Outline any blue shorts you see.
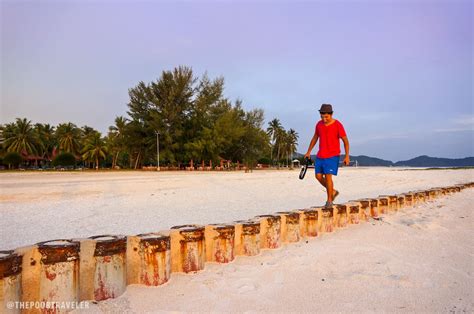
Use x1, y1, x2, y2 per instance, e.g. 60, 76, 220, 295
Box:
315, 155, 340, 175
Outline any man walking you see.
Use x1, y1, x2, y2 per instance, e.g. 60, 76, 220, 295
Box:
304, 104, 350, 207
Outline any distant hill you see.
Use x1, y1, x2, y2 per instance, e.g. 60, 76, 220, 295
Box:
394, 155, 474, 167
344, 155, 394, 167
294, 153, 474, 167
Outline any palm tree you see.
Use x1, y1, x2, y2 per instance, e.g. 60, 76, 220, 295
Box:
285, 128, 299, 168
266, 118, 282, 166
35, 123, 56, 162
56, 123, 81, 155
108, 116, 128, 168
4, 118, 39, 156
82, 132, 107, 170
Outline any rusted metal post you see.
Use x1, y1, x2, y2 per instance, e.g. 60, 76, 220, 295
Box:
347, 203, 361, 224
169, 225, 206, 273
205, 224, 235, 263
0, 250, 22, 313
88, 235, 127, 301
127, 233, 171, 286
255, 215, 281, 249
318, 206, 335, 233
334, 204, 348, 228
35, 240, 80, 311
234, 220, 260, 256
277, 212, 301, 243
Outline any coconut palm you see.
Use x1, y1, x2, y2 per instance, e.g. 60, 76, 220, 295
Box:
82, 132, 107, 170
35, 123, 56, 161
56, 123, 81, 155
3, 118, 39, 155
108, 116, 129, 168
285, 128, 299, 167
266, 118, 283, 165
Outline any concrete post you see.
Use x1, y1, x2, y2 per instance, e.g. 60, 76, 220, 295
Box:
233, 220, 260, 256
169, 225, 206, 273
334, 204, 348, 228
347, 203, 361, 224
402, 193, 414, 207
87, 235, 127, 301
255, 215, 281, 249
377, 196, 389, 214
277, 212, 301, 243
0, 250, 22, 314
204, 224, 235, 263
36, 240, 80, 312
127, 233, 171, 286
318, 206, 335, 233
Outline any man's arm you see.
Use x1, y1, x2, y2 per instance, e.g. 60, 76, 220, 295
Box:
341, 136, 350, 165
304, 132, 319, 159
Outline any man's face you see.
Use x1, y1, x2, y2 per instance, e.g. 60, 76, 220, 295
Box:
320, 112, 333, 123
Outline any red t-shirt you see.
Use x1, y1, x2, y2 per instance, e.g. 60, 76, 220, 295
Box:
315, 119, 347, 158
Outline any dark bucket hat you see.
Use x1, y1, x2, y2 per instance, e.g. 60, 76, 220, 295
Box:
319, 104, 333, 113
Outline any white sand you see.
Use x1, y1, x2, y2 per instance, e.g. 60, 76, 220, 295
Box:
80, 187, 474, 313
1, 168, 473, 312
0, 168, 471, 250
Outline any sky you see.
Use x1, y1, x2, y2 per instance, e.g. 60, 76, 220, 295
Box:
1, 0, 473, 161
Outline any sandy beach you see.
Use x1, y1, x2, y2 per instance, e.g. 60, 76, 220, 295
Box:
1, 168, 473, 312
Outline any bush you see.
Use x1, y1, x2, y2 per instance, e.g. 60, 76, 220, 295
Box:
257, 157, 271, 164
52, 152, 76, 167
3, 152, 23, 169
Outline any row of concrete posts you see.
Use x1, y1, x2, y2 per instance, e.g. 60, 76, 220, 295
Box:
1, 182, 472, 313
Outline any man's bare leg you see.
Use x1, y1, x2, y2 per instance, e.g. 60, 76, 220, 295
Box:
326, 174, 334, 202
315, 173, 326, 188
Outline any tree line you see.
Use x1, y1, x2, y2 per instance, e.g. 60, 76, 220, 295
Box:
0, 66, 299, 170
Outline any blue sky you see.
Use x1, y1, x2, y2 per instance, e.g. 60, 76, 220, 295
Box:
1, 0, 472, 161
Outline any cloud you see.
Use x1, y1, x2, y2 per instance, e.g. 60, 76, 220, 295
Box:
350, 132, 412, 145
434, 114, 474, 133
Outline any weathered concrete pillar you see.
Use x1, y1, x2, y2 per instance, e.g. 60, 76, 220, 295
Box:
86, 235, 127, 301
347, 203, 361, 224
318, 206, 335, 233
377, 196, 389, 215
255, 215, 281, 249
35, 240, 80, 312
368, 198, 379, 217
423, 190, 431, 201
334, 204, 348, 228
397, 194, 405, 210
291, 209, 307, 238
351, 199, 370, 221
234, 220, 260, 256
428, 189, 439, 199
277, 212, 301, 243
380, 195, 398, 211
402, 193, 414, 207
169, 225, 206, 273
126, 233, 171, 286
302, 208, 319, 237
414, 191, 426, 203
205, 224, 235, 263
0, 250, 22, 314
